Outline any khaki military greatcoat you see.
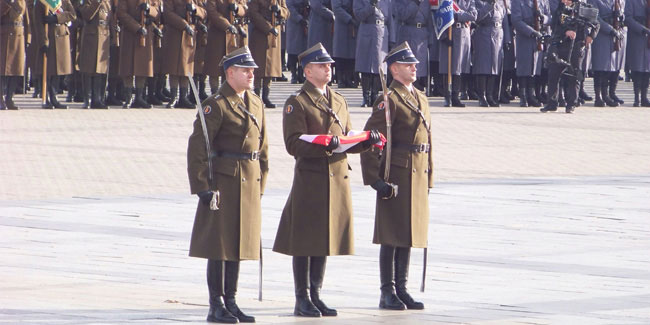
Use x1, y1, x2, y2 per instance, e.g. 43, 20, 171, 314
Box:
204, 0, 248, 78
117, 0, 160, 77
161, 0, 205, 76
187, 82, 269, 261
1, 0, 30, 76
78, 0, 112, 74
360, 81, 433, 248
273, 81, 366, 257
248, 0, 288, 78
31, 0, 76, 76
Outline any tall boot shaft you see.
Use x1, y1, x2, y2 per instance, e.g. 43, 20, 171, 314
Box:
91, 76, 108, 109
123, 87, 134, 109
477, 75, 488, 107
608, 71, 624, 104
132, 88, 152, 108
175, 87, 195, 108
293, 256, 321, 317
379, 245, 405, 310
207, 259, 225, 305
526, 77, 541, 107
48, 77, 67, 109
600, 73, 619, 107
262, 86, 276, 108
641, 73, 650, 107
632, 72, 641, 107
4, 76, 19, 110
309, 256, 336, 316
486, 75, 500, 107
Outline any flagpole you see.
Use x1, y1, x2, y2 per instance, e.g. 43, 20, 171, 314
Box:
446, 26, 451, 106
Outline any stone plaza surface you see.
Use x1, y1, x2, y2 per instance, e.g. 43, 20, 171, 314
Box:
1, 79, 650, 324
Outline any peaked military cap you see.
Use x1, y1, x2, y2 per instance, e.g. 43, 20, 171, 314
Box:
220, 46, 259, 71
384, 42, 419, 66
298, 43, 335, 67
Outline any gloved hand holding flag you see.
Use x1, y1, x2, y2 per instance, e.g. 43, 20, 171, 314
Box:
299, 130, 386, 153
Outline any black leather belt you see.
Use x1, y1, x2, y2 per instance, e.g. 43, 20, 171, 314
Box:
393, 143, 430, 153
217, 150, 260, 161
454, 22, 468, 28
402, 22, 425, 28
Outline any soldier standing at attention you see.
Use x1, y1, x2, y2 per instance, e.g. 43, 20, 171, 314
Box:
588, 0, 625, 106
353, 0, 392, 107
187, 46, 268, 324
286, 0, 309, 84
307, 0, 334, 52
273, 43, 379, 318
32, 0, 76, 109
78, 0, 113, 109
473, 0, 506, 107
204, 0, 249, 94
161, 0, 205, 108
332, 0, 358, 88
360, 42, 432, 311
249, 0, 289, 108
511, 0, 551, 107
625, 0, 650, 106
392, 0, 433, 92
117, 0, 161, 108
0, 0, 30, 110
438, 0, 477, 107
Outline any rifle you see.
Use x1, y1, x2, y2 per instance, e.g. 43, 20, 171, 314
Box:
377, 67, 398, 198
226, 0, 238, 53
301, 1, 309, 36
139, 0, 146, 46
186, 0, 194, 47
112, 0, 120, 46
612, 0, 622, 51
532, 0, 542, 51
270, 0, 278, 47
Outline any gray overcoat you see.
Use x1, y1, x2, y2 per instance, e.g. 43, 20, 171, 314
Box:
393, 0, 433, 77
308, 0, 334, 52
472, 0, 505, 75
332, 0, 357, 58
624, 0, 650, 72
588, 0, 626, 71
439, 0, 477, 75
286, 0, 309, 55
511, 0, 551, 76
502, 0, 516, 70
353, 0, 392, 73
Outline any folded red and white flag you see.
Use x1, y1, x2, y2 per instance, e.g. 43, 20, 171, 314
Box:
299, 130, 386, 153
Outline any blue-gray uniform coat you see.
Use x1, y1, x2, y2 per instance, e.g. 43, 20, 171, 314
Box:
287, 0, 310, 55
588, 0, 626, 71
393, 0, 434, 77
502, 0, 516, 71
439, 0, 477, 74
429, 31, 440, 62
308, 0, 335, 52
625, 0, 650, 72
473, 0, 506, 75
332, 0, 357, 58
511, 0, 551, 76
353, 0, 392, 73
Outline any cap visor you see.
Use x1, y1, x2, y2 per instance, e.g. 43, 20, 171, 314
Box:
233, 61, 259, 69
396, 57, 419, 64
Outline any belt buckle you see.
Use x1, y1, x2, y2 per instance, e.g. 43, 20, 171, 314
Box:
415, 144, 427, 153
250, 151, 260, 161
416, 23, 423, 28
376, 19, 383, 25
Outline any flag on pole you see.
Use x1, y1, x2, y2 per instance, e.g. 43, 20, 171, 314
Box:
39, 0, 63, 13
430, 0, 459, 40
299, 130, 386, 153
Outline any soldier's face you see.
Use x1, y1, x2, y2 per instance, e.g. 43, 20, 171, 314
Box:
391, 63, 417, 85
227, 67, 255, 92
305, 63, 332, 86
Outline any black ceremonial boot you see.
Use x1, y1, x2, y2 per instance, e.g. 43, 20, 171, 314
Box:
207, 260, 238, 324
379, 245, 406, 310
293, 257, 321, 317
309, 257, 337, 316
224, 261, 255, 322
395, 247, 424, 310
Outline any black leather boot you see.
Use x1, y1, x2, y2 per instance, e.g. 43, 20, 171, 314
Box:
600, 74, 619, 107
477, 75, 488, 107
309, 256, 336, 316
395, 247, 424, 310
594, 74, 604, 107
579, 82, 592, 101
293, 257, 321, 317
4, 76, 19, 110
106, 79, 123, 106
155, 75, 171, 102
122, 88, 134, 109
47, 77, 68, 109
451, 91, 465, 107
379, 245, 406, 310
207, 260, 238, 324
82, 75, 92, 109
174, 87, 194, 108
486, 76, 500, 107
518, 77, 528, 107
262, 86, 276, 108
540, 100, 558, 113
198, 75, 209, 100
558, 86, 566, 107
361, 74, 371, 107
608, 72, 624, 104
632, 73, 641, 107
131, 88, 152, 108
147, 77, 163, 105
642, 74, 650, 107
526, 78, 541, 107
223, 261, 255, 323
91, 76, 108, 109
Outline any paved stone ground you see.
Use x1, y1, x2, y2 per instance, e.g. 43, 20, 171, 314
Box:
1, 78, 650, 324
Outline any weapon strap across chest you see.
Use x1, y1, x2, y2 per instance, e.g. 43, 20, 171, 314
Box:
236, 102, 261, 132
403, 95, 431, 136
316, 96, 345, 133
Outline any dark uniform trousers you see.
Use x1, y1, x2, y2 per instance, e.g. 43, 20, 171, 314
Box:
547, 39, 585, 107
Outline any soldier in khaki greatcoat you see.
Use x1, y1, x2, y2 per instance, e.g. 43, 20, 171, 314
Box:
31, 0, 77, 109
117, 0, 161, 108
78, 0, 113, 108
273, 43, 379, 318
161, 0, 206, 108
1, 0, 30, 110
187, 47, 268, 323
248, 0, 289, 108
360, 42, 432, 311
204, 0, 249, 93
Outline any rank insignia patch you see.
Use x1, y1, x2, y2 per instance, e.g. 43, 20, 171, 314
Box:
203, 105, 212, 115
286, 104, 293, 114
378, 101, 385, 110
